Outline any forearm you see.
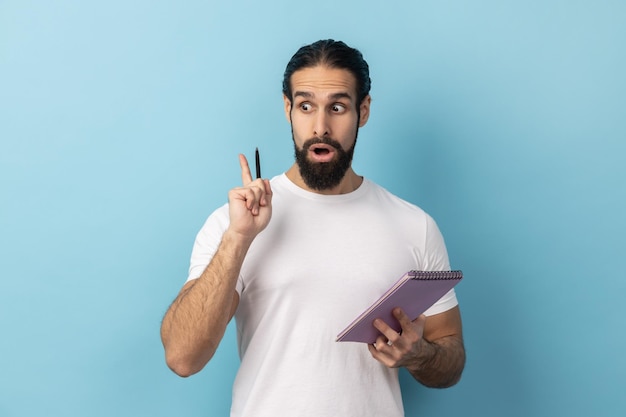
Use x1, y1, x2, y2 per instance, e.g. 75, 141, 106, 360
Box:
161, 230, 251, 377
406, 335, 465, 388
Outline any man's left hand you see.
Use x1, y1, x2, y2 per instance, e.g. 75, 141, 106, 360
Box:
367, 308, 436, 369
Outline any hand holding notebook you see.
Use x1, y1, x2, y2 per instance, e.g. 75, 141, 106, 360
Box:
336, 270, 463, 343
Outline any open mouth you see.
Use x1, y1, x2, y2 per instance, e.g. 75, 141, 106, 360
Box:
308, 144, 336, 162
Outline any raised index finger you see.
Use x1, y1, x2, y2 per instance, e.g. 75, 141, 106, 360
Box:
239, 154, 254, 185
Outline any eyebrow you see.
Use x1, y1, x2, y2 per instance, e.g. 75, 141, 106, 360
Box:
293, 91, 354, 101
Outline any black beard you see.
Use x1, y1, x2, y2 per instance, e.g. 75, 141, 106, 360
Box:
293, 135, 357, 191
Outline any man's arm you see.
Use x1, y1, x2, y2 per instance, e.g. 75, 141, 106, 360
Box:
160, 232, 248, 377
368, 306, 465, 388
160, 155, 272, 377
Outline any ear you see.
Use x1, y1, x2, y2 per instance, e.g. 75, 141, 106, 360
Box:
283, 94, 292, 123
358, 95, 371, 127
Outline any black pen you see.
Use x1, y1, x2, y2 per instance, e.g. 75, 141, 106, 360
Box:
255, 147, 261, 179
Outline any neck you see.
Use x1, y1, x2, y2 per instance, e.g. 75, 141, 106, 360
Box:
285, 164, 363, 195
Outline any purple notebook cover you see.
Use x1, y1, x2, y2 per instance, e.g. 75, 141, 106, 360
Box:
336, 270, 463, 343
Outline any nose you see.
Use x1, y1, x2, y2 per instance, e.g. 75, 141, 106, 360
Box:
313, 111, 330, 138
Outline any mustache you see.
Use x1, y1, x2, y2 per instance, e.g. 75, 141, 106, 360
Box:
302, 137, 342, 151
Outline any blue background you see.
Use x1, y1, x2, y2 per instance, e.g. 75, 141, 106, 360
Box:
1, 1, 625, 416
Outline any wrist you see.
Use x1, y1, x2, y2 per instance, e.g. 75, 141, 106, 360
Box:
222, 229, 255, 254
406, 338, 439, 375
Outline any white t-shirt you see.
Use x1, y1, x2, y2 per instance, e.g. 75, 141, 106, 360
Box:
188, 174, 458, 417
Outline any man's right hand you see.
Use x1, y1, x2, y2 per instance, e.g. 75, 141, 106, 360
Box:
161, 152, 270, 377
226, 154, 273, 241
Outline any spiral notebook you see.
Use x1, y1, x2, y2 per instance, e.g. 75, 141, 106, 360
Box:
336, 270, 463, 343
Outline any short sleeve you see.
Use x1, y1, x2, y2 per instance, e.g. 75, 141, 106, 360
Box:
422, 214, 459, 315
187, 204, 230, 282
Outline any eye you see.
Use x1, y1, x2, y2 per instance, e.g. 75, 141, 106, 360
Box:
300, 103, 312, 112
331, 104, 346, 113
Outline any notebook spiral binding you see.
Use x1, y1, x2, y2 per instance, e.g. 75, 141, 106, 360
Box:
408, 270, 463, 280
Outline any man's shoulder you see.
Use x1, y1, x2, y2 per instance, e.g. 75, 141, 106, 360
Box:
363, 178, 426, 214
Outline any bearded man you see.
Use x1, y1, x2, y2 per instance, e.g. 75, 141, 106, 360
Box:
160, 39, 465, 417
